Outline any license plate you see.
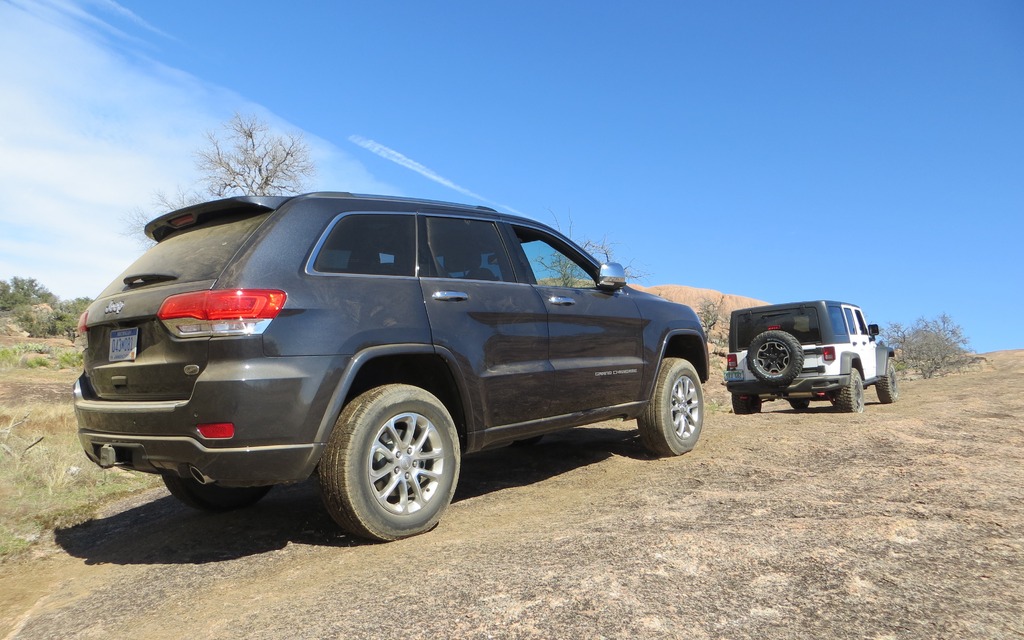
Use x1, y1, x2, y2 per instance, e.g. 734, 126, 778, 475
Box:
109, 328, 138, 362
724, 370, 745, 382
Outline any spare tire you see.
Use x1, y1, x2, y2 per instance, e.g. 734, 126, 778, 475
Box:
747, 330, 804, 387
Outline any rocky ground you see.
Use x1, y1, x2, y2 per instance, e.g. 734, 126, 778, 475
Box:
1, 351, 1022, 639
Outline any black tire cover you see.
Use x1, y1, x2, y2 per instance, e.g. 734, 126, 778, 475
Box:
747, 330, 804, 387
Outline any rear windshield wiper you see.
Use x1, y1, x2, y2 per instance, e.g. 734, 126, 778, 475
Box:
123, 273, 179, 287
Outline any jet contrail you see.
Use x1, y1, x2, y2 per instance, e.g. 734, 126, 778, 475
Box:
349, 135, 523, 215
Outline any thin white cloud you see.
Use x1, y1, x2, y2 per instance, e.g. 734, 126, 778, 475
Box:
349, 135, 524, 215
0, 1, 393, 300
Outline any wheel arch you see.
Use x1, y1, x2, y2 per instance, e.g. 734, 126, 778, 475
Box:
660, 331, 709, 382
313, 345, 471, 450
840, 351, 864, 378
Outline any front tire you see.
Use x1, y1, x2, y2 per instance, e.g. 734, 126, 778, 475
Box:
638, 358, 704, 456
835, 368, 865, 413
876, 361, 899, 404
318, 384, 461, 542
162, 475, 271, 512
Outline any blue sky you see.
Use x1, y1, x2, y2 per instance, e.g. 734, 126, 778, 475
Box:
1, 0, 1022, 353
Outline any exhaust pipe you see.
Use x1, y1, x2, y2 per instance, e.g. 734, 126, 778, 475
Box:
189, 465, 215, 485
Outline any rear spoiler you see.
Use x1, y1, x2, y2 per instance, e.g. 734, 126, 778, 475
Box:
145, 196, 291, 242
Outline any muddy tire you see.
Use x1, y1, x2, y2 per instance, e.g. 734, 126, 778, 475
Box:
638, 358, 704, 456
162, 475, 271, 512
318, 384, 460, 542
747, 330, 804, 387
835, 368, 865, 413
876, 361, 899, 404
788, 399, 811, 411
732, 394, 763, 415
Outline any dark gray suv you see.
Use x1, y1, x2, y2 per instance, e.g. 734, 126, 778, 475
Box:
76, 193, 708, 541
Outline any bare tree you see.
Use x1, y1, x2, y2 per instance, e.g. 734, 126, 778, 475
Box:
882, 314, 972, 379
195, 113, 315, 197
696, 295, 726, 340
125, 113, 316, 244
547, 210, 649, 282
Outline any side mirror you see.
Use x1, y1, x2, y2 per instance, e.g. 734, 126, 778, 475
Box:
597, 263, 627, 291
868, 323, 880, 337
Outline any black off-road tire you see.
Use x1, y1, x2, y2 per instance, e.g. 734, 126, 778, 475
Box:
731, 394, 763, 415
788, 398, 811, 411
638, 358, 704, 456
876, 361, 899, 404
835, 368, 865, 413
318, 384, 461, 542
162, 475, 272, 512
747, 330, 805, 387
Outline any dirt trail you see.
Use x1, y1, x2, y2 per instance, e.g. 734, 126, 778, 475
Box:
2, 351, 1022, 639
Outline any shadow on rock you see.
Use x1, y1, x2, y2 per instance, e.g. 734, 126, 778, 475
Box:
55, 425, 643, 565
455, 425, 647, 502
54, 480, 358, 566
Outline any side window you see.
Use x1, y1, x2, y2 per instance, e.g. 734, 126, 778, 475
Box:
853, 309, 870, 335
828, 305, 850, 343
421, 217, 514, 282
844, 308, 862, 336
512, 226, 595, 288
312, 213, 415, 276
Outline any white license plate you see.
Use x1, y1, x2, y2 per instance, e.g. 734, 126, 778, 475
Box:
724, 370, 745, 382
109, 328, 138, 362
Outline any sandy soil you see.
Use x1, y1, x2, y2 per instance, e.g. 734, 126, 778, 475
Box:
1, 351, 1022, 639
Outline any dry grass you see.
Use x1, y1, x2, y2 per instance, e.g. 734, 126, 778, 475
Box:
0, 402, 159, 558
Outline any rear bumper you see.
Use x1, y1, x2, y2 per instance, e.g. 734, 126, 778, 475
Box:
77, 428, 323, 487
726, 374, 851, 398
74, 353, 346, 486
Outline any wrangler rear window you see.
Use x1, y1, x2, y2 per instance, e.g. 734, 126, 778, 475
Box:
735, 308, 821, 348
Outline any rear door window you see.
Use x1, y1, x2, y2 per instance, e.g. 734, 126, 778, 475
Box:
419, 217, 514, 282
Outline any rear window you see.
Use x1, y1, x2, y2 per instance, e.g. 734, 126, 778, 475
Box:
735, 307, 821, 348
102, 212, 271, 297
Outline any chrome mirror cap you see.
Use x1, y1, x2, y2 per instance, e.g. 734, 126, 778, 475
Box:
598, 263, 627, 290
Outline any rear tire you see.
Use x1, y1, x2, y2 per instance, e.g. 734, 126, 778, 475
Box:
835, 368, 865, 413
638, 358, 703, 456
876, 361, 899, 404
731, 394, 762, 415
162, 475, 271, 512
318, 384, 461, 542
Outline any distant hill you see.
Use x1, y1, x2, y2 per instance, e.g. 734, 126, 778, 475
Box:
632, 284, 769, 316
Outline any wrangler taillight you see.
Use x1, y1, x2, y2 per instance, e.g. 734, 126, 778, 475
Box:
77, 310, 89, 335
727, 354, 738, 370
158, 289, 287, 338
822, 346, 836, 362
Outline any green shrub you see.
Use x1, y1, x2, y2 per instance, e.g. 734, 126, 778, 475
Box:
58, 350, 83, 369
24, 356, 51, 369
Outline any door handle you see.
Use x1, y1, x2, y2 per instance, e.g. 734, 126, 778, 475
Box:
548, 296, 576, 306
432, 291, 469, 302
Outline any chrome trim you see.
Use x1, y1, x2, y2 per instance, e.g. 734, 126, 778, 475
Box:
78, 431, 316, 454
75, 397, 188, 414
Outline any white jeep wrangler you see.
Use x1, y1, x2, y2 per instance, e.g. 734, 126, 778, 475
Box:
724, 300, 898, 414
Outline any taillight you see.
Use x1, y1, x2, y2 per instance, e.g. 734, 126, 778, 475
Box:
158, 289, 286, 338
726, 354, 738, 370
823, 346, 836, 362
77, 310, 89, 335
